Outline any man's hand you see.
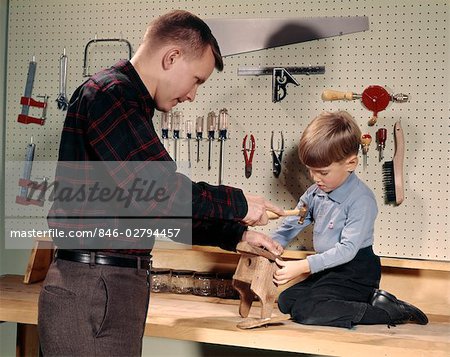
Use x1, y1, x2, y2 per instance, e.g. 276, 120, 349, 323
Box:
273, 258, 311, 285
241, 231, 284, 256
242, 193, 285, 226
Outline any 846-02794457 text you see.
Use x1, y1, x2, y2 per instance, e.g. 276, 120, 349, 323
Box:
9, 228, 181, 239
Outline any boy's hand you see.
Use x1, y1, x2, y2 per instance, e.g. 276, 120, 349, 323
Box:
241, 231, 284, 256
273, 258, 311, 285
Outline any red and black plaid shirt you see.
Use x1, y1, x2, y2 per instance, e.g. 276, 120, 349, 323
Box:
48, 60, 247, 254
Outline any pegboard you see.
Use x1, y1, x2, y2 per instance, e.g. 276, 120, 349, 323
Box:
5, 0, 448, 260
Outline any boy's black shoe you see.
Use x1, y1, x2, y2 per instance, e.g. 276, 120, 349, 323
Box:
370, 289, 429, 325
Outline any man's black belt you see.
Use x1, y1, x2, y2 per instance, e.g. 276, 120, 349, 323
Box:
55, 250, 151, 269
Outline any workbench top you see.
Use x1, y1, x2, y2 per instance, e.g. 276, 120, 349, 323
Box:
1, 274, 449, 357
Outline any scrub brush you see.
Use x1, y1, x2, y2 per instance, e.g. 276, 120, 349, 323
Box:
382, 120, 405, 205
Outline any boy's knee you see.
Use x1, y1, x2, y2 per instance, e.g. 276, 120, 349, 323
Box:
290, 302, 310, 323
277, 299, 290, 314
290, 299, 325, 324
277, 290, 294, 314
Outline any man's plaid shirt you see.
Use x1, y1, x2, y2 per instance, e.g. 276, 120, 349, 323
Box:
48, 60, 247, 254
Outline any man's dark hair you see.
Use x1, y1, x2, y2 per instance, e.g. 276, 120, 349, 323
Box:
144, 10, 223, 71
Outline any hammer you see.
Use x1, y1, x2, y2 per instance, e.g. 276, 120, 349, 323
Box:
266, 203, 308, 224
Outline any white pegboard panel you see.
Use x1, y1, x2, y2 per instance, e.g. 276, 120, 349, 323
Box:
5, 0, 448, 260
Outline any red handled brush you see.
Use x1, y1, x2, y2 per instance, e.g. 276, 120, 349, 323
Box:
382, 120, 405, 205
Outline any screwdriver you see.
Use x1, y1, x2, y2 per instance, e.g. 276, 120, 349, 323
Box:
185, 119, 192, 168
195, 116, 204, 163
376, 128, 387, 162
172, 111, 182, 162
217, 108, 229, 185
160, 111, 171, 149
206, 111, 217, 171
361, 133, 372, 170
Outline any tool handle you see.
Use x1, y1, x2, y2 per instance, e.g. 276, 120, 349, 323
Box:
392, 93, 409, 103
267, 209, 300, 220
17, 114, 45, 125
361, 134, 372, 155
321, 89, 355, 101
20, 96, 46, 108
393, 121, 405, 204
361, 133, 372, 146
368, 115, 378, 126
376, 128, 387, 146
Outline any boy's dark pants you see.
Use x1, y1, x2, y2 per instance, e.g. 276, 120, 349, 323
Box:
278, 246, 381, 328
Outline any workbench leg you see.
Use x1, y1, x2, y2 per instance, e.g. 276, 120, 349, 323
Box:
16, 323, 40, 357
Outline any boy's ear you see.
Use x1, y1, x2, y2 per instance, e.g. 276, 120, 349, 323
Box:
345, 155, 359, 172
162, 48, 181, 69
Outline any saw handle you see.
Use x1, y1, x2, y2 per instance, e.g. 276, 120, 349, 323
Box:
267, 209, 300, 220
321, 89, 355, 101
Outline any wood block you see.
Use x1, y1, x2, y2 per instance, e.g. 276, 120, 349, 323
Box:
233, 244, 280, 323
23, 239, 54, 284
235, 241, 279, 261
237, 315, 291, 329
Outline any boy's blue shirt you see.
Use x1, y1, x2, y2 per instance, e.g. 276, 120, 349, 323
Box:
271, 172, 378, 274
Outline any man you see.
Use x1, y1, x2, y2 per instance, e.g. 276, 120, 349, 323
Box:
38, 10, 284, 356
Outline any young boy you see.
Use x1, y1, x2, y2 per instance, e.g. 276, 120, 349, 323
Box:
272, 111, 428, 328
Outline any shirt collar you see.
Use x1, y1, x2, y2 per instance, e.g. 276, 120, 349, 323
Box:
115, 60, 156, 118
322, 172, 358, 203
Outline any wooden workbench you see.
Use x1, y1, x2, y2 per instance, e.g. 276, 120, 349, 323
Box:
1, 274, 449, 357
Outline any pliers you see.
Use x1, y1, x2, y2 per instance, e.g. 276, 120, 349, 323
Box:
271, 131, 284, 178
242, 134, 255, 178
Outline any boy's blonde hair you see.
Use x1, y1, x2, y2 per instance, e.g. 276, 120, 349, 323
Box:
298, 111, 361, 168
